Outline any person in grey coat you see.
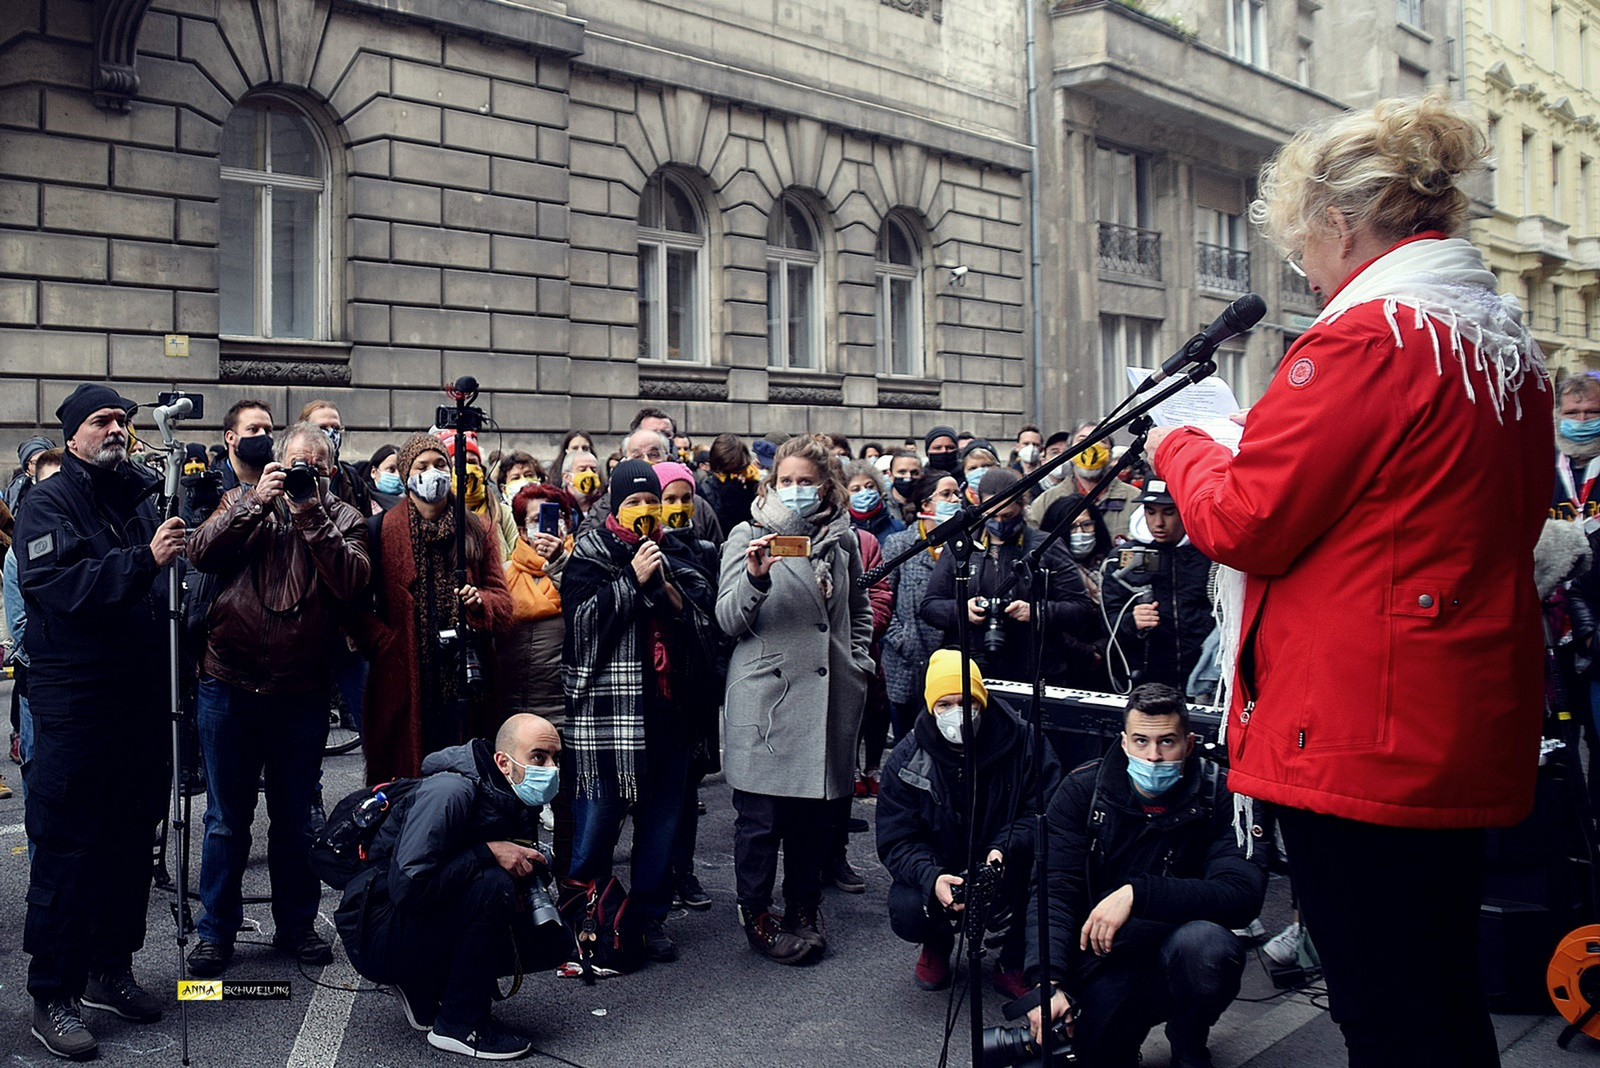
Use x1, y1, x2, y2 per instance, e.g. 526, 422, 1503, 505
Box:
717, 433, 874, 965
880, 470, 963, 742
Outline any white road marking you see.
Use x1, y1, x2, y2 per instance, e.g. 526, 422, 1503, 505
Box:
284, 916, 358, 1068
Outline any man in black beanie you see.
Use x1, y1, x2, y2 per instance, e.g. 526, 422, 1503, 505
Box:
924, 425, 959, 474
14, 383, 186, 1059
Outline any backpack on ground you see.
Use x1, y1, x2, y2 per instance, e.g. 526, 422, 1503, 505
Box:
309, 778, 423, 890
556, 876, 645, 982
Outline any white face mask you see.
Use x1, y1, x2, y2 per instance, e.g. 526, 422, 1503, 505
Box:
1069, 531, 1097, 557
407, 467, 451, 504
934, 707, 979, 745
1017, 444, 1040, 465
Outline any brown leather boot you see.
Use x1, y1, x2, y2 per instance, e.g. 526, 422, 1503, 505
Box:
784, 901, 826, 955
739, 905, 813, 965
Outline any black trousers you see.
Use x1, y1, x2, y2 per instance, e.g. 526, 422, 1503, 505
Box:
385, 866, 518, 1032
887, 850, 1033, 966
24, 682, 167, 1001
731, 790, 829, 914
1277, 806, 1499, 1068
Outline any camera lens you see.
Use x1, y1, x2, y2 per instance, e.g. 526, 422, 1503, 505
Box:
283, 460, 317, 503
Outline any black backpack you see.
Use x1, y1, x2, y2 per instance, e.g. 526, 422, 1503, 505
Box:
556, 876, 646, 981
309, 779, 423, 890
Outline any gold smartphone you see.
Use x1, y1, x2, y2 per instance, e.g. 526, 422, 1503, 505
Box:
768, 535, 812, 557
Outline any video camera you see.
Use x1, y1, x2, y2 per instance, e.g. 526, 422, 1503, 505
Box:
948, 858, 1004, 916
436, 375, 487, 433
971, 597, 1007, 657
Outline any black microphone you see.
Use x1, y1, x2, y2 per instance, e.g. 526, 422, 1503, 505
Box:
449, 375, 479, 401
1135, 293, 1266, 395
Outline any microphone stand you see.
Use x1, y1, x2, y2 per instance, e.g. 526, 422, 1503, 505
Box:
858, 360, 1218, 1066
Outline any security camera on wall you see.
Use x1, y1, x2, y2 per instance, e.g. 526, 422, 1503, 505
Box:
949, 265, 969, 286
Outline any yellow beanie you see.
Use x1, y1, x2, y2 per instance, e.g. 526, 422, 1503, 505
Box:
923, 648, 988, 713
1074, 442, 1110, 471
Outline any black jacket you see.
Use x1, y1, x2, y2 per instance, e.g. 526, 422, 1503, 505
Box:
365, 738, 539, 910
920, 526, 1095, 685
876, 705, 1063, 900
698, 473, 758, 539
14, 452, 168, 679
1024, 748, 1266, 988
1100, 540, 1215, 690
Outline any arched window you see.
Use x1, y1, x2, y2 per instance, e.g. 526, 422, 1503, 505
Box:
637, 172, 708, 362
219, 99, 330, 339
875, 215, 923, 375
767, 195, 822, 369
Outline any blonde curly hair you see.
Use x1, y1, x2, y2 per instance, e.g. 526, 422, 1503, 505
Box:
759, 433, 848, 513
1251, 93, 1488, 256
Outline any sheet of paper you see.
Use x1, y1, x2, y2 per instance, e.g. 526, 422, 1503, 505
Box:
1126, 367, 1244, 452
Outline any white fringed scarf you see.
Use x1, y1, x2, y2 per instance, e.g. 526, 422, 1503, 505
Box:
1209, 236, 1548, 852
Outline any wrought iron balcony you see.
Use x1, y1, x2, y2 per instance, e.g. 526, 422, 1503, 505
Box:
1197, 242, 1250, 293
1098, 222, 1162, 279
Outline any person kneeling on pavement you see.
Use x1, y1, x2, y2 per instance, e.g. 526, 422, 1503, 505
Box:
1024, 683, 1266, 1068
335, 714, 563, 1060
877, 650, 1062, 998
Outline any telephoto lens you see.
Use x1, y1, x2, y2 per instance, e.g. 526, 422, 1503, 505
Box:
283, 458, 317, 503
525, 875, 562, 928
984, 601, 1007, 657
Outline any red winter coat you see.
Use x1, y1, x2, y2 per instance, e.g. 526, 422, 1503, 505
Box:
1156, 273, 1553, 829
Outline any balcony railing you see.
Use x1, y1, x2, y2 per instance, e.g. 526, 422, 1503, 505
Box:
1281, 261, 1316, 310
1197, 242, 1250, 293
1098, 222, 1162, 279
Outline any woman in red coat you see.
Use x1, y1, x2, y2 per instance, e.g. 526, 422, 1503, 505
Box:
357, 433, 512, 785
1146, 97, 1551, 1068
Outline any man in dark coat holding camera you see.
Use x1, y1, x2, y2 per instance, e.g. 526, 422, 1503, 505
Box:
336, 714, 561, 1060
877, 651, 1062, 997
1024, 683, 1266, 1068
16, 384, 187, 1059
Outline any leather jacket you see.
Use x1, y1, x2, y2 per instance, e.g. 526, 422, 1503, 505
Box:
189, 485, 371, 694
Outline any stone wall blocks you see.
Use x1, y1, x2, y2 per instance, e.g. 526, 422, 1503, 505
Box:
0, 328, 107, 378
350, 345, 441, 388
108, 331, 219, 379
567, 213, 635, 254
444, 37, 540, 85
606, 252, 637, 290
569, 286, 636, 325
111, 145, 220, 200
569, 357, 638, 397
176, 108, 221, 154
569, 76, 634, 114
569, 103, 617, 145
0, 232, 106, 281
442, 269, 539, 313
0, 280, 37, 325
391, 224, 491, 270
179, 14, 252, 100
174, 289, 217, 333
567, 322, 610, 360
538, 202, 569, 241
537, 277, 569, 316
491, 234, 567, 278
0, 180, 38, 227
391, 142, 488, 191
443, 351, 540, 392
724, 301, 766, 337
538, 128, 570, 168
491, 158, 566, 202
345, 97, 443, 149
490, 391, 570, 430
348, 217, 390, 260
347, 302, 390, 344
442, 189, 543, 238
569, 394, 610, 430
492, 312, 570, 353
0, 131, 108, 185
392, 59, 490, 112
569, 249, 608, 287
40, 90, 176, 148
443, 110, 541, 161
41, 282, 169, 332
392, 306, 491, 349
109, 238, 215, 289
348, 176, 442, 225
537, 354, 570, 393
135, 55, 231, 123
351, 261, 441, 305
326, 52, 392, 118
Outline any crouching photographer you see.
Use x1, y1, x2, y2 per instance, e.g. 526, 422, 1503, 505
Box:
877, 651, 1062, 998
335, 714, 565, 1060
1024, 684, 1266, 1068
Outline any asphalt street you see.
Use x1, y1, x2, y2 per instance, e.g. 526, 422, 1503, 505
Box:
0, 675, 1585, 1067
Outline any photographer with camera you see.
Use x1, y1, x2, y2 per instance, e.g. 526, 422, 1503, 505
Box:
877, 650, 1062, 997
184, 421, 372, 977
920, 468, 1095, 687
1023, 683, 1266, 1068
358, 434, 512, 786
16, 384, 183, 1058
336, 713, 562, 1059
1100, 481, 1216, 690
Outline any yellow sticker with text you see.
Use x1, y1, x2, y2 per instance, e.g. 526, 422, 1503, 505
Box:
177, 980, 222, 1001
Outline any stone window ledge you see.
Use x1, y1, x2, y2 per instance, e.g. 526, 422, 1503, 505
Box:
638, 361, 729, 401
219, 337, 353, 386
875, 375, 942, 410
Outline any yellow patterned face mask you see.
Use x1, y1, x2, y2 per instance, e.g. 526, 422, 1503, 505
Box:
618, 503, 661, 538
455, 466, 487, 511
662, 501, 694, 529
572, 470, 601, 496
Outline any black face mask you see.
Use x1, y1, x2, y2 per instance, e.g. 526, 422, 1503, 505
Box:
927, 451, 959, 473
892, 476, 920, 500
235, 433, 274, 470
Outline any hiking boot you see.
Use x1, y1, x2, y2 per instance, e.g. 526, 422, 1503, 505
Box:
32, 998, 96, 1061
186, 940, 232, 978
784, 901, 827, 955
392, 985, 437, 1032
83, 971, 162, 1023
274, 928, 334, 967
915, 944, 951, 991
0, 775, 13, 800
739, 905, 813, 965
644, 920, 678, 963
427, 1014, 531, 1060
829, 858, 866, 894
673, 873, 712, 911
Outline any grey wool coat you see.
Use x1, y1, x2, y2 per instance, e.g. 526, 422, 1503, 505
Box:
716, 519, 875, 800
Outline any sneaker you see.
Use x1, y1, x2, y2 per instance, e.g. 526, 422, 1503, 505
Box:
83, 970, 162, 1023
1232, 918, 1267, 942
915, 944, 951, 991
864, 768, 880, 796
673, 873, 712, 911
739, 905, 814, 965
186, 940, 232, 978
855, 773, 869, 798
1262, 921, 1304, 967
427, 1014, 531, 1060
643, 919, 678, 963
274, 928, 334, 967
993, 965, 1031, 1001
392, 985, 437, 1032
829, 858, 866, 894
784, 901, 826, 954
32, 997, 97, 1061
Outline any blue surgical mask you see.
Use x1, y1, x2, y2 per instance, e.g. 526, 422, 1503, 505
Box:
986, 515, 1024, 542
1561, 418, 1600, 443
508, 758, 559, 807
849, 487, 882, 513
777, 485, 822, 518
934, 499, 961, 521
1126, 752, 1183, 796
966, 467, 988, 493
376, 470, 403, 495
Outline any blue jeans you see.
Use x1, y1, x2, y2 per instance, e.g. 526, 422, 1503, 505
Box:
18, 690, 33, 859
568, 746, 689, 924
196, 676, 328, 947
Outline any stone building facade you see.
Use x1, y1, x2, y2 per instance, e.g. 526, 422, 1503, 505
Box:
0, 0, 1033, 461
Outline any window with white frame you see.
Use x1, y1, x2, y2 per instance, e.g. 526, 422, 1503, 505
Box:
637, 171, 708, 363
1099, 314, 1160, 417
1398, 0, 1423, 27
1217, 344, 1251, 405
1195, 171, 1250, 293
767, 195, 823, 370
220, 99, 329, 340
1554, 145, 1566, 221
875, 214, 923, 376
1228, 0, 1267, 66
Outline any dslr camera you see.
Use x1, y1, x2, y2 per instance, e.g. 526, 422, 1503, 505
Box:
437, 627, 485, 692
282, 458, 320, 504
982, 1016, 1077, 1067
972, 596, 1007, 657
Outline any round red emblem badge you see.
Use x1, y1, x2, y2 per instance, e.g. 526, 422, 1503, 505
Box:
1287, 357, 1316, 388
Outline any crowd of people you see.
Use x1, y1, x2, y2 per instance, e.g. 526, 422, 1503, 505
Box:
0, 92, 1573, 1068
